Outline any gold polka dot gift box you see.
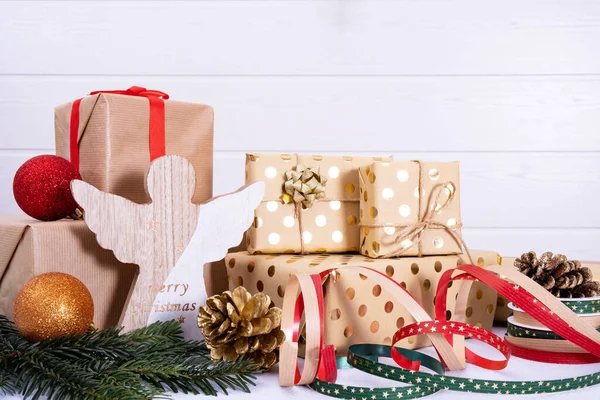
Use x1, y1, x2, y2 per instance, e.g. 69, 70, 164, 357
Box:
245, 153, 393, 254
225, 250, 499, 355
359, 160, 462, 258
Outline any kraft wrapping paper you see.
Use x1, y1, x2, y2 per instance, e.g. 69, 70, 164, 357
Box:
55, 93, 214, 204
0, 215, 230, 330
245, 153, 392, 254
225, 250, 500, 355
359, 161, 462, 258
0, 216, 137, 329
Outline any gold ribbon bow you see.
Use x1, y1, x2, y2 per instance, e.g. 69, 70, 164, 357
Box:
361, 161, 473, 263
281, 164, 327, 209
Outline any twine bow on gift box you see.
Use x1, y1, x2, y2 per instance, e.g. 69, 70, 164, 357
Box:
360, 160, 473, 263
70, 86, 170, 171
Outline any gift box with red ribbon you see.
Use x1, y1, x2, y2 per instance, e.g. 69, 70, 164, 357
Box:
54, 86, 214, 204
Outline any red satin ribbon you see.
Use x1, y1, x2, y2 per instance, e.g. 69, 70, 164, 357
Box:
69, 86, 170, 171
435, 265, 600, 362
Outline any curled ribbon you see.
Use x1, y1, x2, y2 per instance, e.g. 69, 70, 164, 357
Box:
69, 86, 169, 171
279, 265, 467, 389
435, 265, 600, 364
281, 261, 600, 393
279, 273, 337, 386
360, 160, 471, 261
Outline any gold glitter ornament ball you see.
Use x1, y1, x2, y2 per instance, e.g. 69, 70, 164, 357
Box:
13, 272, 94, 342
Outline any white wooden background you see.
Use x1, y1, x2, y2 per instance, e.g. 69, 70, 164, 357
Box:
1, 0, 600, 260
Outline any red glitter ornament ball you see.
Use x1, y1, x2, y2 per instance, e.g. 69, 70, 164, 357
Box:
13, 155, 82, 221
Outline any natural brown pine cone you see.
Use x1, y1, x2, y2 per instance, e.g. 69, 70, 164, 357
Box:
515, 251, 600, 298
539, 252, 568, 276
571, 280, 600, 298
198, 286, 285, 370
514, 251, 539, 277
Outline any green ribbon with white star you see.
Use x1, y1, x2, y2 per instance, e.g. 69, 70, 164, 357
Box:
510, 299, 600, 316
561, 298, 600, 315
309, 346, 445, 399
508, 318, 600, 340
347, 344, 600, 395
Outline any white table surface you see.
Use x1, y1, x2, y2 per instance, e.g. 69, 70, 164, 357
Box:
5, 328, 600, 399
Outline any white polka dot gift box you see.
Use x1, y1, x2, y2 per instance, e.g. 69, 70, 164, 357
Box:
359, 160, 463, 258
245, 153, 393, 254
225, 250, 500, 355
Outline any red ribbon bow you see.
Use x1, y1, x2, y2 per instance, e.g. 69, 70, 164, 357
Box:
70, 86, 170, 171
89, 86, 170, 99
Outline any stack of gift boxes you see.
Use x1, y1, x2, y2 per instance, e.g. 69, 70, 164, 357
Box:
0, 88, 217, 329
0, 88, 502, 354
226, 154, 502, 354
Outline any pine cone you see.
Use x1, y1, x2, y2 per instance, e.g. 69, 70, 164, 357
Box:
572, 281, 600, 298
514, 251, 539, 277
515, 251, 600, 298
198, 286, 285, 370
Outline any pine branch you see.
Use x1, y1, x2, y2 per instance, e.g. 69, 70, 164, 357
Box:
110, 357, 258, 396
0, 360, 17, 395
13, 350, 112, 400
184, 358, 258, 395
32, 325, 132, 361
126, 320, 187, 344
0, 316, 259, 400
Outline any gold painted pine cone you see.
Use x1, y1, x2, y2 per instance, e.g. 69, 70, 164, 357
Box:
198, 286, 285, 370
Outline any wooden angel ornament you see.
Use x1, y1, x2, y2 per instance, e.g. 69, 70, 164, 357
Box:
71, 155, 265, 337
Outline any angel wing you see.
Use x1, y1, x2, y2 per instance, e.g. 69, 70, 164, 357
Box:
193, 181, 265, 265
70, 180, 149, 266
149, 181, 265, 339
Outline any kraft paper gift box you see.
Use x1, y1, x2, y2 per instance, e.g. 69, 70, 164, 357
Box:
225, 250, 500, 355
245, 153, 392, 254
0, 216, 137, 329
359, 161, 462, 258
0, 215, 229, 330
55, 87, 214, 204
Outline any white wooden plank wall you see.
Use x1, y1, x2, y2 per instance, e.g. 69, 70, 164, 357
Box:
1, 0, 599, 259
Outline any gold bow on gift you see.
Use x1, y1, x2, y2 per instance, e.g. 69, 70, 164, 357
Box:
281, 164, 327, 209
